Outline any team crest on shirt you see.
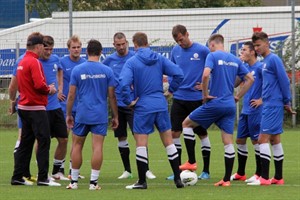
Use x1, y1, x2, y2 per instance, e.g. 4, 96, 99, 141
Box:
53, 64, 58, 72
262, 63, 267, 71
251, 70, 256, 79
190, 53, 200, 60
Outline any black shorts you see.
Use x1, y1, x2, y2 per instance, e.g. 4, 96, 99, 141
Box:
170, 99, 207, 136
114, 106, 133, 138
47, 108, 68, 138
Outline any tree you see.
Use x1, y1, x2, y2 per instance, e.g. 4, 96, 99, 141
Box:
26, 0, 262, 18
281, 21, 300, 71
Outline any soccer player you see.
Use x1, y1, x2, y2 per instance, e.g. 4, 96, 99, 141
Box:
10, 32, 60, 186
60, 35, 86, 179
120, 32, 184, 189
182, 33, 254, 187
39, 35, 69, 181
248, 31, 295, 186
66, 39, 118, 190
166, 24, 211, 180
230, 41, 263, 183
103, 32, 156, 180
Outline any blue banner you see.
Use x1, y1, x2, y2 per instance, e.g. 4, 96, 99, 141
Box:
0, 46, 173, 76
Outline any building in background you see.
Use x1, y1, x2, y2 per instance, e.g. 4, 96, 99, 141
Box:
0, 0, 38, 29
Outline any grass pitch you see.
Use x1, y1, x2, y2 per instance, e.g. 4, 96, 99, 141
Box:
0, 128, 299, 200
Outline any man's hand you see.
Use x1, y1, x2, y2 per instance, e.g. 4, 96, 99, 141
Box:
48, 83, 57, 95
128, 97, 139, 108
111, 117, 119, 130
57, 90, 66, 101
203, 95, 217, 104
8, 100, 17, 115
250, 98, 263, 108
194, 82, 203, 91
66, 115, 74, 129
284, 105, 297, 115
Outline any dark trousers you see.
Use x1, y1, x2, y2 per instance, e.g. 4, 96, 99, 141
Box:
12, 109, 51, 182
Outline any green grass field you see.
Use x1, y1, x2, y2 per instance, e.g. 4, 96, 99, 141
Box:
0, 128, 299, 200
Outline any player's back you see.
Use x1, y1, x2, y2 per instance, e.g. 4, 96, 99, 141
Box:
70, 61, 115, 124
121, 47, 180, 113
205, 50, 247, 106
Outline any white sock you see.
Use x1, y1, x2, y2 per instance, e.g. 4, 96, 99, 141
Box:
71, 168, 79, 182
90, 169, 100, 182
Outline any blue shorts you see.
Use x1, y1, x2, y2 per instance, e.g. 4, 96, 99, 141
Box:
189, 103, 236, 134
72, 123, 108, 137
237, 113, 261, 140
17, 114, 22, 129
260, 106, 283, 134
133, 110, 171, 134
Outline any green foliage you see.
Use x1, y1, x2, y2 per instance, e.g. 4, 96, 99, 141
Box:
0, 99, 17, 128
281, 21, 300, 71
26, 0, 262, 18
224, 0, 262, 7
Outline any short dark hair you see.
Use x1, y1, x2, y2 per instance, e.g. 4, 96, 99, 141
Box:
43, 35, 54, 47
113, 32, 126, 40
208, 33, 224, 44
243, 41, 257, 57
172, 24, 187, 39
87, 39, 102, 56
252, 31, 269, 43
26, 32, 44, 47
132, 32, 148, 47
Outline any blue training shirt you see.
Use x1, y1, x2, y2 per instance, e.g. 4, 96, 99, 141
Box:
205, 50, 249, 107
241, 61, 263, 114
70, 61, 116, 124
60, 56, 86, 114
40, 54, 62, 111
261, 53, 291, 107
119, 47, 183, 114
103, 50, 135, 107
170, 42, 210, 101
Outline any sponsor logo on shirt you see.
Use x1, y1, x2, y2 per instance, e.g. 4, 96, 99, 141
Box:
17, 66, 23, 70
80, 74, 106, 80
218, 60, 238, 67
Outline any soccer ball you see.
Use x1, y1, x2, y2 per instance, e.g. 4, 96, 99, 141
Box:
180, 170, 198, 186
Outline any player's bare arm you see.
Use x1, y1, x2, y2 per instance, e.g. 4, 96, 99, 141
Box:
66, 85, 76, 129
202, 67, 216, 103
235, 72, 254, 102
8, 76, 18, 115
57, 69, 66, 101
108, 87, 119, 130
